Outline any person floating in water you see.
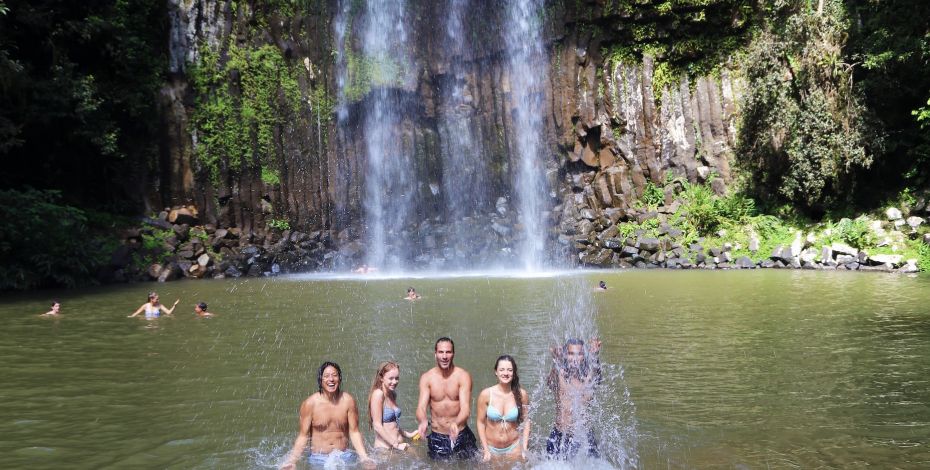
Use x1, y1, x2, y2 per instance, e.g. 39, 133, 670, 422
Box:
546, 338, 603, 459
416, 337, 478, 460
476, 355, 531, 461
41, 300, 61, 316
280, 362, 373, 469
194, 302, 214, 317
128, 292, 179, 319
596, 281, 608, 290
367, 361, 419, 455
404, 287, 421, 300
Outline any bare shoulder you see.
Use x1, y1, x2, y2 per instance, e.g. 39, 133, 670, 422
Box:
455, 366, 472, 382
300, 394, 318, 413
421, 367, 439, 383
341, 391, 357, 406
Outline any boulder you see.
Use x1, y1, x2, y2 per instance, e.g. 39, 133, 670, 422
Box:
619, 246, 641, 259
735, 256, 755, 269
748, 236, 759, 253
835, 254, 856, 265
885, 207, 903, 220
147, 263, 163, 280
197, 253, 212, 267
820, 246, 833, 263
144, 217, 173, 231
168, 207, 199, 226
830, 242, 858, 256
157, 263, 181, 283
602, 238, 624, 249
899, 259, 920, 274
868, 254, 902, 266
637, 237, 660, 252
907, 216, 925, 231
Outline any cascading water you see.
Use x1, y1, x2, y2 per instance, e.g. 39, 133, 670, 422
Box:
504, 0, 553, 271
437, 0, 493, 268
531, 276, 640, 469
359, 0, 416, 272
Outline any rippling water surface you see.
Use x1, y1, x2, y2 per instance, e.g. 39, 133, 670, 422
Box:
1, 270, 929, 469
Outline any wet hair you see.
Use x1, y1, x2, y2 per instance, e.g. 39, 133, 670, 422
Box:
407, 287, 415, 293
561, 338, 589, 377
494, 355, 524, 424
435, 337, 454, 353
196, 302, 208, 311
599, 281, 607, 289
51, 300, 60, 307
367, 361, 399, 429
148, 291, 158, 301
316, 361, 342, 393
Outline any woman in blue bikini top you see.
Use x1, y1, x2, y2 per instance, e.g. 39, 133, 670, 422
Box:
368, 361, 420, 454
476, 355, 531, 461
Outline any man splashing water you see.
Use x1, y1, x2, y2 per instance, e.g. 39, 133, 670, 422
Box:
546, 337, 602, 459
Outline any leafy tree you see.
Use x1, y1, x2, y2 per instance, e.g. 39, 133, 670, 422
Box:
0, 0, 167, 212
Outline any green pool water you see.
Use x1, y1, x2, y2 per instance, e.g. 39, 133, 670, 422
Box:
1, 270, 928, 469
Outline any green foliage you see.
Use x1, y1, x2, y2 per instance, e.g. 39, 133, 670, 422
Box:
267, 218, 291, 231
736, 1, 877, 212
189, 42, 302, 183
134, 228, 173, 269
639, 181, 665, 207
0, 0, 167, 210
261, 167, 281, 185
821, 217, 873, 249
0, 189, 119, 290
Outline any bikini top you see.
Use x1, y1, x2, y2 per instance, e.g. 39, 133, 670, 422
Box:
382, 406, 401, 423
144, 304, 160, 317
487, 390, 519, 423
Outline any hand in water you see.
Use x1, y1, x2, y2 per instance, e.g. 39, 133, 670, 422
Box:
448, 425, 459, 447
360, 457, 376, 469
416, 421, 428, 440
482, 449, 491, 462
394, 442, 409, 451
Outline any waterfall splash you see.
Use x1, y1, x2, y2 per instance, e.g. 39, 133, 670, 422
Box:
504, 0, 553, 271
437, 0, 494, 269
359, 1, 416, 272
530, 276, 640, 469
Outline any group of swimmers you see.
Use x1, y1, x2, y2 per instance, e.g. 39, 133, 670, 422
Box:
126, 291, 215, 318
280, 336, 602, 468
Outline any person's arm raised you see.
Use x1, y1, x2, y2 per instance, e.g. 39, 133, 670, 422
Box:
161, 299, 180, 315
280, 398, 313, 470
415, 372, 430, 439
589, 338, 603, 385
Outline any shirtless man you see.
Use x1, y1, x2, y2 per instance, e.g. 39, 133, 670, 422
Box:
546, 338, 603, 459
416, 337, 478, 460
280, 362, 372, 469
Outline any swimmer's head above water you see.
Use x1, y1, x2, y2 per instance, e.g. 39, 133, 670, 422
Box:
317, 361, 342, 395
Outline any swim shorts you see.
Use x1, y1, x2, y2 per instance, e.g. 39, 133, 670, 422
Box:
427, 425, 478, 460
306, 449, 357, 468
546, 427, 599, 459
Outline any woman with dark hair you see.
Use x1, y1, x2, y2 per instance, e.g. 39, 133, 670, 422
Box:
280, 361, 372, 469
476, 355, 531, 461
367, 361, 419, 454
128, 292, 179, 319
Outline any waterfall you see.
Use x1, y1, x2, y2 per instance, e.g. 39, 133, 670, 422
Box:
438, 0, 492, 268
504, 0, 552, 270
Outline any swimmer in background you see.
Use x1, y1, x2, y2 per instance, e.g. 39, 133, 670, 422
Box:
194, 302, 214, 317
367, 361, 420, 454
404, 287, 421, 300
546, 338, 603, 459
41, 301, 61, 316
595, 281, 608, 291
280, 362, 373, 469
476, 355, 531, 461
354, 264, 379, 274
128, 292, 179, 319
